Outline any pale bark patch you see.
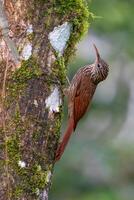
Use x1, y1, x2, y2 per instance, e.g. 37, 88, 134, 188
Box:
48, 22, 72, 55
45, 87, 62, 113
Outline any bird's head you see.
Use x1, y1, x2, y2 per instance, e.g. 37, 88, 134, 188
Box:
91, 44, 109, 84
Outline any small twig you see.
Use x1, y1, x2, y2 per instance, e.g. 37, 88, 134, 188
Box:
66, 76, 70, 86
2, 51, 8, 99
2, 48, 10, 200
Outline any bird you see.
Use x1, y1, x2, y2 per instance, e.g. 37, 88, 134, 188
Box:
55, 44, 109, 162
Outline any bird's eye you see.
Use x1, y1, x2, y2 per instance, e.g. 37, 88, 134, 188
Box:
97, 64, 101, 68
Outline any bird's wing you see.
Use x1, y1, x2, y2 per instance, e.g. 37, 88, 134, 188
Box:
73, 75, 96, 130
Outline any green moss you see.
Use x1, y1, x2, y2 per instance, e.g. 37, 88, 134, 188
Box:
11, 165, 50, 198
12, 57, 42, 82
54, 105, 63, 139
58, 57, 66, 85
5, 108, 52, 198
6, 109, 24, 166
7, 136, 20, 165
32, 130, 41, 141
6, 57, 42, 106
15, 164, 48, 196
28, 165, 47, 193
54, 0, 90, 63
12, 187, 23, 199
52, 56, 67, 85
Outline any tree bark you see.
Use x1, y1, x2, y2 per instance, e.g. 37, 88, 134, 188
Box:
0, 0, 89, 199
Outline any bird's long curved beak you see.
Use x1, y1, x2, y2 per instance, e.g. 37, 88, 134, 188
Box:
93, 44, 100, 63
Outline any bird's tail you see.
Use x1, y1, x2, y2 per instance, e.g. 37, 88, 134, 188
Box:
55, 118, 74, 162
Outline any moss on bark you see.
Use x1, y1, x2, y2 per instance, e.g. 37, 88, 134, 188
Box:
0, 0, 90, 199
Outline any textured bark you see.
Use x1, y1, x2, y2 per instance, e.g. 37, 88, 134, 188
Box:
0, 0, 89, 199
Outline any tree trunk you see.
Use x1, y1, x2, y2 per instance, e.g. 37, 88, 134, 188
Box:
0, 0, 89, 199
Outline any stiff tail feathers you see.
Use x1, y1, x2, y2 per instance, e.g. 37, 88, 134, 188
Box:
55, 118, 74, 162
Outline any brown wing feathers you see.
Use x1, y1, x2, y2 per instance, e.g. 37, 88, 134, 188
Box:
73, 75, 92, 130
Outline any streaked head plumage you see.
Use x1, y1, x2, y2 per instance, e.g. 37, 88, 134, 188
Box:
91, 44, 109, 84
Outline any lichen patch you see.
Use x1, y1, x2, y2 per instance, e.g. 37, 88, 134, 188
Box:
27, 24, 33, 34
18, 160, 26, 168
48, 22, 72, 55
21, 43, 32, 60
40, 189, 48, 200
34, 99, 38, 107
45, 87, 62, 113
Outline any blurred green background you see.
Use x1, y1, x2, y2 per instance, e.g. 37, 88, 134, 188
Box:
50, 1, 134, 200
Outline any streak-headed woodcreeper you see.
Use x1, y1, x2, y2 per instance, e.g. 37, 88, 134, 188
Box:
55, 44, 109, 161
